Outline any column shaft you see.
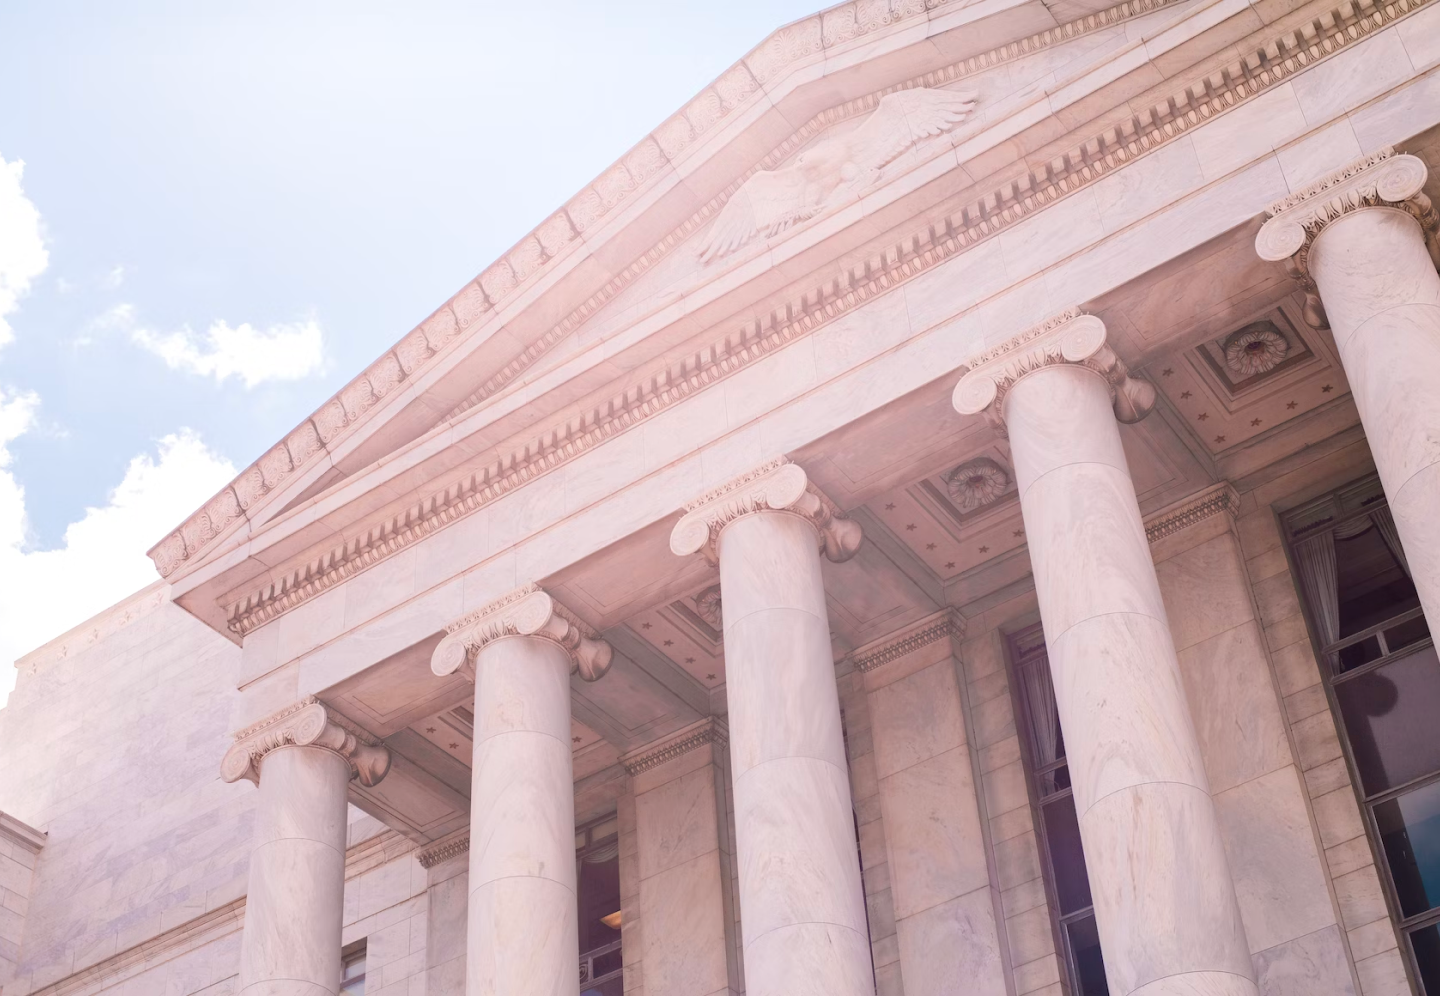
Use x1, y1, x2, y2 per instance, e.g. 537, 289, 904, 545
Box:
1309, 206, 1440, 623
467, 635, 579, 996
1004, 364, 1255, 996
717, 509, 873, 996
237, 745, 352, 996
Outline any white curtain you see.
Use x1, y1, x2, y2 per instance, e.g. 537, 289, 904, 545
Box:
1294, 531, 1340, 648
1019, 659, 1061, 768
581, 840, 620, 864
1371, 506, 1412, 578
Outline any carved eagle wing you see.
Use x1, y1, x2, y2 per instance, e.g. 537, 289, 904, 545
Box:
697, 167, 811, 263
846, 88, 979, 173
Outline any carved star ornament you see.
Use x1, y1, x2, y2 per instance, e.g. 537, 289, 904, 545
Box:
696, 87, 979, 263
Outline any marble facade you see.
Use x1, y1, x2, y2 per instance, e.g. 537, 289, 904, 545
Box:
5, 0, 1440, 994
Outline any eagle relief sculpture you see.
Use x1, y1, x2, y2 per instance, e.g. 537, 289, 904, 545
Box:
697, 86, 979, 263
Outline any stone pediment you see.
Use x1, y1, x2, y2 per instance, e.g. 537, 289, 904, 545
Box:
146, 0, 1428, 640
145, 0, 1189, 589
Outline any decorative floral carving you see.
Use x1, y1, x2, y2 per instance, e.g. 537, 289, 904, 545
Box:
478, 261, 517, 302
670, 457, 862, 565
1223, 324, 1289, 377
953, 311, 1156, 431
1257, 149, 1440, 328
431, 585, 613, 683
945, 458, 1010, 513
220, 697, 391, 787
451, 282, 490, 329
695, 585, 723, 629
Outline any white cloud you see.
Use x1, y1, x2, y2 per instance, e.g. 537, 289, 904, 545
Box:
0, 404, 235, 704
99, 264, 126, 290
132, 317, 326, 388
0, 153, 49, 349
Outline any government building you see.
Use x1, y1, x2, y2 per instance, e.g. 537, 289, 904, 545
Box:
5, 0, 1440, 994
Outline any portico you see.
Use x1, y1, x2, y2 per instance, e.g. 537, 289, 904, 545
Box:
7, 1, 1440, 996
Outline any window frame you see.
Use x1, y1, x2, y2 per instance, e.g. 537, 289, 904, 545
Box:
1005, 622, 1106, 995
1283, 475, 1439, 990
339, 939, 367, 996
576, 813, 624, 991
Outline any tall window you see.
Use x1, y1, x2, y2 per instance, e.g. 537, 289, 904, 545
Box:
339, 942, 366, 996
1286, 477, 1440, 991
1009, 625, 1109, 995
577, 815, 623, 996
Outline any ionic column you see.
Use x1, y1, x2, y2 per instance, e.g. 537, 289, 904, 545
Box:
222, 698, 392, 996
954, 312, 1257, 996
1258, 148, 1440, 624
670, 459, 872, 996
431, 585, 613, 996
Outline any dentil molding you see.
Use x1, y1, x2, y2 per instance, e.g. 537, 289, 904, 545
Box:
622, 718, 729, 775
430, 584, 613, 682
850, 608, 966, 674
211, 0, 1430, 638
220, 697, 391, 787
1144, 481, 1241, 543
669, 457, 863, 565
952, 309, 1156, 430
1257, 147, 1440, 328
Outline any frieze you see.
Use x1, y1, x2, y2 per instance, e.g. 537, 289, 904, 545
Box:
953, 311, 1155, 430
670, 458, 863, 565
218, 0, 1430, 635
220, 697, 391, 787
1257, 148, 1439, 328
430, 584, 613, 683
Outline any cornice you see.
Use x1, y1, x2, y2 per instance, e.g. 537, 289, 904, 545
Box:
670, 457, 863, 565
1143, 481, 1241, 542
0, 810, 46, 852
220, 697, 391, 787
952, 310, 1156, 429
216, 0, 1430, 637
1257, 147, 1439, 327
622, 718, 729, 775
430, 584, 613, 682
150, 0, 1193, 585
851, 608, 965, 673
16, 582, 168, 676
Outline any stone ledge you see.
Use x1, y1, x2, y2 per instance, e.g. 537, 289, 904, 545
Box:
0, 811, 45, 853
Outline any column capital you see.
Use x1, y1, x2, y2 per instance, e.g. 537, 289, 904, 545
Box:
1256, 148, 1439, 328
221, 697, 391, 787
430, 584, 613, 682
952, 308, 1155, 431
669, 457, 862, 565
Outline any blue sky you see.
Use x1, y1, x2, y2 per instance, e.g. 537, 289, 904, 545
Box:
0, 0, 821, 700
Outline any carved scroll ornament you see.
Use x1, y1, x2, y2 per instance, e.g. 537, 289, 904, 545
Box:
1256, 148, 1440, 329
221, 697, 391, 787
669, 458, 863, 564
951, 309, 1155, 431
430, 584, 613, 682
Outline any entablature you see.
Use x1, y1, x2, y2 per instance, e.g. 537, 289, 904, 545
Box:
151, 0, 1367, 623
